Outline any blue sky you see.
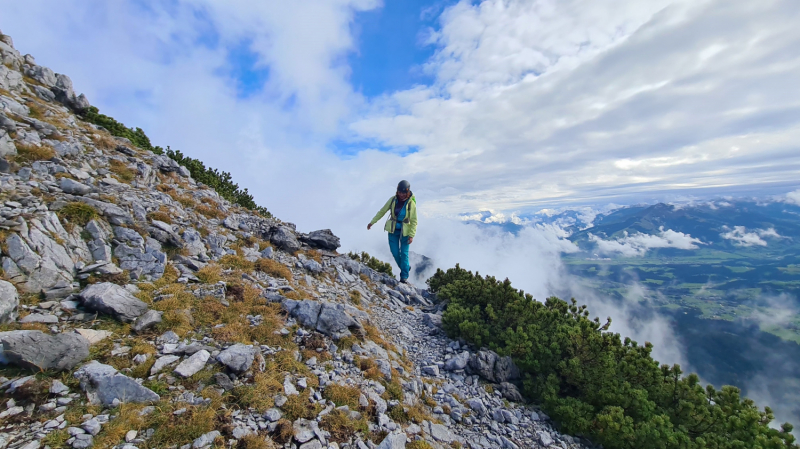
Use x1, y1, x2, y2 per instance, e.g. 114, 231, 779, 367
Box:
346, 0, 448, 97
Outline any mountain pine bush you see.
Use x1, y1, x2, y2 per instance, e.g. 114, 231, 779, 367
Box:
348, 252, 393, 276
428, 265, 798, 449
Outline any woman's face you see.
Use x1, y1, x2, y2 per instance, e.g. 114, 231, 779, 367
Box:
397, 190, 410, 201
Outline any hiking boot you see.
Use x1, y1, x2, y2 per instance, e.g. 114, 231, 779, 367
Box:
400, 279, 409, 284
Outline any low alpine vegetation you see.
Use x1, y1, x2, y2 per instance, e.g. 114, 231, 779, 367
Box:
429, 265, 797, 449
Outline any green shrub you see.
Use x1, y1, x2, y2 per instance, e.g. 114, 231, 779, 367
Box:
429, 266, 798, 449
348, 251, 393, 276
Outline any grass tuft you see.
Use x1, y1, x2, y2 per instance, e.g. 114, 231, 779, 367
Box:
254, 258, 293, 281
322, 384, 362, 409
13, 142, 55, 163
57, 202, 98, 227
319, 409, 369, 443
108, 158, 136, 182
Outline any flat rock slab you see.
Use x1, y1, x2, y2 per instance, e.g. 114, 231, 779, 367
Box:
79, 282, 148, 322
74, 328, 113, 344
0, 330, 89, 371
132, 309, 162, 333
0, 279, 19, 323
74, 361, 159, 406
216, 344, 256, 373
376, 432, 406, 449
150, 355, 180, 375
19, 313, 58, 323
174, 349, 210, 377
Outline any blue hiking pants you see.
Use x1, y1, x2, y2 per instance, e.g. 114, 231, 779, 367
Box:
388, 230, 410, 280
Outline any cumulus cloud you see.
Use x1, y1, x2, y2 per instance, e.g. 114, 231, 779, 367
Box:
720, 226, 781, 247
589, 227, 704, 256
787, 190, 800, 206
351, 0, 800, 213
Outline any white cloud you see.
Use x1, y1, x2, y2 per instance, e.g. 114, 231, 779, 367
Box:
786, 190, 800, 206
590, 226, 703, 256
351, 0, 800, 213
720, 226, 781, 247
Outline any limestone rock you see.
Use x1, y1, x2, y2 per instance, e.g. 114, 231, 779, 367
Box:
74, 361, 160, 406
74, 328, 113, 344
303, 229, 341, 251
216, 344, 256, 373
0, 280, 19, 323
376, 431, 406, 449
316, 303, 363, 340
0, 330, 89, 371
174, 349, 210, 377
270, 226, 301, 252
79, 282, 148, 322
132, 309, 163, 333
59, 177, 92, 195
444, 351, 470, 371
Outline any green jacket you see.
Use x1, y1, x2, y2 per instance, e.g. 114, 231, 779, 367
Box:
370, 195, 417, 238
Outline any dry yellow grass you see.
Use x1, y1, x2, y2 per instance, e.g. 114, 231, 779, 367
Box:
147, 207, 173, 224
195, 203, 224, 219
254, 258, 292, 281
322, 384, 362, 409
319, 409, 368, 443
109, 159, 136, 182
240, 434, 277, 449
195, 264, 223, 284
219, 254, 255, 272
91, 133, 119, 150
13, 142, 55, 163
233, 371, 283, 411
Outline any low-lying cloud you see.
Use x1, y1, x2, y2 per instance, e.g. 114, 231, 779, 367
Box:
589, 227, 703, 257
720, 226, 781, 247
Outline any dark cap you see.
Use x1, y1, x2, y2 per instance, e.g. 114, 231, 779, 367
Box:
397, 180, 410, 193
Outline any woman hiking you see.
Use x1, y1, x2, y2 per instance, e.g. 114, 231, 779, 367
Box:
367, 180, 417, 284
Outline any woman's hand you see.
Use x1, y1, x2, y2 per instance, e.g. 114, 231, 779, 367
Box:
367, 223, 372, 230
408, 237, 414, 244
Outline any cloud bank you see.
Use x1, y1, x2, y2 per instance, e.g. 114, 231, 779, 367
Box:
720, 226, 781, 247
589, 227, 703, 256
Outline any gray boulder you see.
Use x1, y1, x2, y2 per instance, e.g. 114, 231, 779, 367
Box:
284, 299, 321, 328
270, 226, 301, 252
74, 361, 159, 406
0, 330, 89, 371
131, 309, 163, 333
494, 355, 521, 382
444, 351, 470, 371
468, 350, 498, 382
216, 344, 256, 373
303, 259, 323, 274
376, 431, 406, 449
315, 303, 363, 340
303, 229, 340, 251
0, 128, 14, 158
28, 65, 57, 87
422, 313, 442, 329
59, 177, 92, 195
0, 280, 19, 323
174, 349, 210, 377
499, 382, 524, 402
79, 282, 148, 322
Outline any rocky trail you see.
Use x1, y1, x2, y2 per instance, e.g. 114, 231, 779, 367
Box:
0, 29, 593, 449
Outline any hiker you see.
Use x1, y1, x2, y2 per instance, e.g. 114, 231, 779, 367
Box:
367, 180, 417, 283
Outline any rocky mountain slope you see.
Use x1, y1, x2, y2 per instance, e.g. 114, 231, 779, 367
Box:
0, 30, 591, 449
